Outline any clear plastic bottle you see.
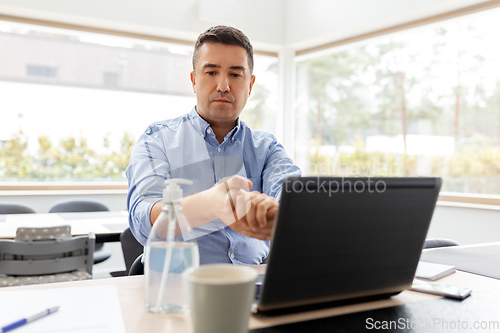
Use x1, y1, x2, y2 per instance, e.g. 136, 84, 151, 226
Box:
144, 178, 199, 314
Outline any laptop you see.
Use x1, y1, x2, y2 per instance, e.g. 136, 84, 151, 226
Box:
253, 177, 442, 314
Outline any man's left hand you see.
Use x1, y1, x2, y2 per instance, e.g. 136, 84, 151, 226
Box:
227, 191, 278, 241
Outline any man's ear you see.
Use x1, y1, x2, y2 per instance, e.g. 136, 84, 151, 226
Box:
248, 75, 256, 96
190, 72, 196, 93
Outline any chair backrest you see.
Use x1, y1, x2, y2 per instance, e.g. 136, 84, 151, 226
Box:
129, 253, 144, 276
48, 199, 110, 213
0, 233, 95, 276
15, 225, 72, 241
0, 202, 37, 214
424, 238, 461, 249
120, 228, 144, 275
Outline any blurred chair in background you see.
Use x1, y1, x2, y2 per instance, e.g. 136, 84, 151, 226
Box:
0, 226, 94, 287
424, 238, 461, 249
129, 253, 144, 276
120, 228, 144, 276
0, 202, 37, 215
48, 199, 111, 264
48, 199, 109, 214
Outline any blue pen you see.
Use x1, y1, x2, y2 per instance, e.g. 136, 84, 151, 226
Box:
1, 306, 59, 333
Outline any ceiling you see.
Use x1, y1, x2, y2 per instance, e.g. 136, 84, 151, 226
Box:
0, 0, 494, 52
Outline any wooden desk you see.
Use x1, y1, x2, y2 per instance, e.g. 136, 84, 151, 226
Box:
1, 266, 499, 332
0, 211, 129, 242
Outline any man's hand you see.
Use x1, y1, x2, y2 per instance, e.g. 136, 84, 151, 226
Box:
179, 175, 278, 241
243, 192, 278, 230
228, 202, 277, 241
223, 188, 278, 241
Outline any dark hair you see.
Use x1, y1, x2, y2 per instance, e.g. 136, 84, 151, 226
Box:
192, 25, 254, 74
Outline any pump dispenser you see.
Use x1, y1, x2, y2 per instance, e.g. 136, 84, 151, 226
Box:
144, 178, 199, 313
164, 179, 191, 204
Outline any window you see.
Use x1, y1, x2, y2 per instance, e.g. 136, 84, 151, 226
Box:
103, 72, 119, 88
0, 20, 278, 183
240, 55, 278, 134
26, 65, 57, 78
295, 8, 500, 195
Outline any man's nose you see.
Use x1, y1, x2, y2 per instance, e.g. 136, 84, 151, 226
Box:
216, 76, 230, 93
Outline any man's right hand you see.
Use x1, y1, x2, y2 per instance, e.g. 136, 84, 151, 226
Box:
214, 176, 278, 241
172, 175, 277, 241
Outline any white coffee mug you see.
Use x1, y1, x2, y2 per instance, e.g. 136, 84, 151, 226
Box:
183, 264, 258, 333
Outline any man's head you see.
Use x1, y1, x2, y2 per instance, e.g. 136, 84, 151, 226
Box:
192, 25, 254, 74
190, 26, 256, 129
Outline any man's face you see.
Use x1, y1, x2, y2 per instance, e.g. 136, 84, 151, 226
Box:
190, 42, 255, 126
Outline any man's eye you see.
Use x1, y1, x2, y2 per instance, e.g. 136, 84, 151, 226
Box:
231, 73, 242, 78
206, 71, 215, 75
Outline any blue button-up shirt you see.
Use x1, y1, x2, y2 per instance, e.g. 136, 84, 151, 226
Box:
126, 107, 301, 265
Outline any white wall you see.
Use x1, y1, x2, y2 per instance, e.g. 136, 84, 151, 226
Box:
285, 0, 490, 50
0, 192, 128, 213
428, 205, 500, 245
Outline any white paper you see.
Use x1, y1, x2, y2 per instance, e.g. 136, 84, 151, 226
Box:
415, 261, 456, 281
0, 285, 126, 333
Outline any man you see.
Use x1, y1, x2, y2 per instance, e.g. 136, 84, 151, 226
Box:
126, 25, 300, 265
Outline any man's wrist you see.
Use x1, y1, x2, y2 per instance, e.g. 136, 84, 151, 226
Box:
182, 188, 220, 226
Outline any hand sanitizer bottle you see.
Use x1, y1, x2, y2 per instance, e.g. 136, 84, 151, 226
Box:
144, 178, 199, 313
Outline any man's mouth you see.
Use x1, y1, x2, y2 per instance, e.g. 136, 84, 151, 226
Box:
213, 99, 231, 103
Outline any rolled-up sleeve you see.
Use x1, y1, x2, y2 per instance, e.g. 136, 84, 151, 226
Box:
262, 140, 301, 201
126, 125, 171, 245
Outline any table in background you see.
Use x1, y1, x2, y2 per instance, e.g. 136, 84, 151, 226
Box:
421, 242, 500, 279
0, 211, 129, 242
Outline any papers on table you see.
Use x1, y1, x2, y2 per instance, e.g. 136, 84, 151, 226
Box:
0, 285, 126, 333
415, 261, 456, 281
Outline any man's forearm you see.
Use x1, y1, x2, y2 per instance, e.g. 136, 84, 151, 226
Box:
149, 189, 218, 228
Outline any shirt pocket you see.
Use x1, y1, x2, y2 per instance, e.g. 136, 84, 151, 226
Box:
248, 177, 262, 193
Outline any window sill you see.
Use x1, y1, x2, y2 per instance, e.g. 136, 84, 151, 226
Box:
0, 182, 127, 191
438, 192, 500, 209
1, 185, 499, 210
0, 183, 128, 196
0, 189, 128, 196
437, 201, 500, 211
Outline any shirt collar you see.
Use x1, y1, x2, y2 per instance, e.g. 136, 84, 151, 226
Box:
190, 107, 210, 137
190, 106, 243, 142
226, 118, 242, 142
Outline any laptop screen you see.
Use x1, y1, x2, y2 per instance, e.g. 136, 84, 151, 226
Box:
257, 177, 441, 312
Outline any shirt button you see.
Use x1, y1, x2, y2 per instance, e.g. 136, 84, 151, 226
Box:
230, 253, 235, 259
207, 129, 211, 134
201, 134, 204, 138
232, 137, 235, 141
217, 147, 221, 152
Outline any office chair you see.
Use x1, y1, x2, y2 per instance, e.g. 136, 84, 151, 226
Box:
120, 228, 144, 275
48, 199, 111, 264
129, 253, 144, 276
48, 199, 109, 213
0, 202, 37, 214
424, 238, 460, 249
0, 231, 95, 287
